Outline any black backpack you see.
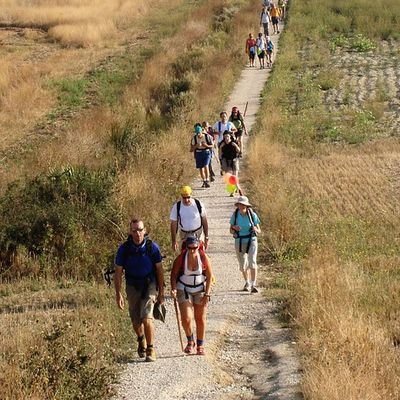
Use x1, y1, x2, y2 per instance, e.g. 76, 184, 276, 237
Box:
176, 199, 203, 232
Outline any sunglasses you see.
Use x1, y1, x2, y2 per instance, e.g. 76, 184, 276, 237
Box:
182, 196, 191, 199
131, 228, 145, 233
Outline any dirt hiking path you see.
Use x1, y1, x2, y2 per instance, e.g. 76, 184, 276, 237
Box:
113, 24, 302, 400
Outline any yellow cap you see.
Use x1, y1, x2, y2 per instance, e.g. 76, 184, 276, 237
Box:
180, 185, 192, 196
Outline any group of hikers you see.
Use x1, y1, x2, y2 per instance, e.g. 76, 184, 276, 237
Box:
111, 0, 282, 365
190, 107, 247, 191
114, 186, 261, 362
245, 1, 285, 68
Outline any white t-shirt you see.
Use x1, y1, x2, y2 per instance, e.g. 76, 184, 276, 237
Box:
212, 121, 236, 143
170, 199, 207, 231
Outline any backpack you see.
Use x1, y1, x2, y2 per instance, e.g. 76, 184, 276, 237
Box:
192, 133, 213, 146
267, 40, 274, 52
176, 199, 203, 232
233, 208, 257, 254
104, 235, 159, 288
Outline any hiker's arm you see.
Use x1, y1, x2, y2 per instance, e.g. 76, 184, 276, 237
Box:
114, 266, 124, 310
202, 216, 209, 250
155, 261, 165, 303
202, 255, 213, 305
170, 220, 179, 252
253, 224, 261, 235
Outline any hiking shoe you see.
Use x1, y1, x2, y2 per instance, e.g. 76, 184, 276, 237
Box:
204, 181, 210, 188
137, 336, 147, 358
243, 282, 250, 292
184, 341, 196, 355
196, 345, 205, 356
251, 286, 259, 294
145, 347, 156, 362
201, 181, 206, 188
210, 176, 215, 182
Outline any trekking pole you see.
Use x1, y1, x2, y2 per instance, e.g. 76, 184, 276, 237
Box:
173, 298, 184, 353
243, 101, 249, 117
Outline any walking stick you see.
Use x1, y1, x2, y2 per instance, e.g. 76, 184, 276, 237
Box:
243, 101, 249, 117
173, 298, 184, 353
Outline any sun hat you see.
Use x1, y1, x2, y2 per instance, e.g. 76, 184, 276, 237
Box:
235, 195, 251, 207
185, 235, 199, 247
153, 301, 167, 323
180, 186, 192, 196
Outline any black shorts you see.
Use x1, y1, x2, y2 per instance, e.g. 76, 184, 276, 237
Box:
235, 129, 243, 139
258, 50, 265, 59
271, 16, 279, 25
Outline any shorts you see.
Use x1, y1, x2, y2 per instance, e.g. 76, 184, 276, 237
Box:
271, 16, 279, 25
177, 289, 205, 305
234, 129, 243, 139
234, 239, 258, 272
221, 158, 239, 174
195, 150, 211, 169
126, 282, 157, 326
257, 50, 265, 59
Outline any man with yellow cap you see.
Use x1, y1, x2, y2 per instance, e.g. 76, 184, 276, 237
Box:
170, 186, 209, 252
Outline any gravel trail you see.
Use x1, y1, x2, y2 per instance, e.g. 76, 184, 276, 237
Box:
112, 23, 302, 400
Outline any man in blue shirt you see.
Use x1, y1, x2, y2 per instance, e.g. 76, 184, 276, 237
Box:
115, 218, 165, 362
229, 196, 261, 293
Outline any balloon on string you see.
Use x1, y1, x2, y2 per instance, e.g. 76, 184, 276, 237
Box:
228, 175, 238, 185
226, 183, 236, 194
223, 173, 232, 184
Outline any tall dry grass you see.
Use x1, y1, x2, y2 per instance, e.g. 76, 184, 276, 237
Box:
246, 0, 400, 397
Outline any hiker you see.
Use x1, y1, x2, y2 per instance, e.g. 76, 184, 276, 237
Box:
260, 6, 271, 36
278, 0, 286, 20
212, 111, 237, 145
229, 196, 261, 293
229, 106, 248, 156
219, 131, 240, 177
170, 185, 209, 251
202, 121, 216, 182
170, 235, 213, 355
191, 123, 213, 188
256, 32, 266, 69
114, 218, 165, 362
270, 3, 280, 34
245, 33, 257, 67
265, 36, 274, 67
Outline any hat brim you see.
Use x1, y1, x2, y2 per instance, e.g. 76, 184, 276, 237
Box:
153, 302, 166, 323
235, 201, 251, 207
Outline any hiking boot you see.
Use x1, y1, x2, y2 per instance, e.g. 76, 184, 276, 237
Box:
145, 346, 156, 362
184, 340, 196, 355
137, 336, 147, 358
251, 286, 259, 294
243, 282, 250, 292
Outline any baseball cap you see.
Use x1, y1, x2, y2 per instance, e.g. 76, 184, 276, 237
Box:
180, 186, 192, 196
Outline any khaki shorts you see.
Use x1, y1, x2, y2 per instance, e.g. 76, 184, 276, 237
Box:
126, 282, 157, 326
177, 289, 205, 305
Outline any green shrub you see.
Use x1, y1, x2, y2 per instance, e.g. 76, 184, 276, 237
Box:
0, 167, 117, 279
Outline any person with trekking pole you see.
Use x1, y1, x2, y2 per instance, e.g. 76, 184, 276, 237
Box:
230, 196, 261, 293
170, 235, 213, 355
228, 106, 248, 157
114, 218, 165, 362
170, 185, 209, 252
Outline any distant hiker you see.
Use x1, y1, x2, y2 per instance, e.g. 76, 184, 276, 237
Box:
245, 33, 257, 67
260, 6, 271, 36
114, 218, 165, 362
229, 106, 248, 156
265, 36, 274, 67
201, 121, 216, 182
229, 196, 261, 293
170, 185, 209, 251
256, 32, 266, 69
212, 111, 237, 145
278, 0, 286, 20
270, 3, 280, 34
219, 131, 241, 177
191, 123, 213, 188
170, 235, 213, 355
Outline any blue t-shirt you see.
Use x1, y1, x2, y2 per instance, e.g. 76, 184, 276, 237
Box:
115, 238, 162, 286
229, 210, 261, 241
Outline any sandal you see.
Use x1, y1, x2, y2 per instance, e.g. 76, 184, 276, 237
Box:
196, 345, 205, 356
184, 341, 195, 354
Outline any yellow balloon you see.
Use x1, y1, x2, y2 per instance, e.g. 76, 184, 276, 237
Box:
226, 183, 236, 194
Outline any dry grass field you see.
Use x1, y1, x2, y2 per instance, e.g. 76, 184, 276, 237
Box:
248, 0, 400, 398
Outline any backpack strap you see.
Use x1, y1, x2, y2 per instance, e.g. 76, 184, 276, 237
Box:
177, 199, 203, 232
